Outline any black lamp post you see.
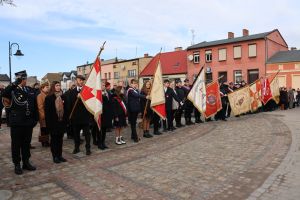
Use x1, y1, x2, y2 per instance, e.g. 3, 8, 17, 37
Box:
9, 41, 24, 83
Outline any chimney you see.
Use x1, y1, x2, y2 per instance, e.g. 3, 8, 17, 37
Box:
228, 32, 234, 39
291, 47, 297, 51
174, 47, 183, 51
243, 29, 249, 36
144, 53, 149, 57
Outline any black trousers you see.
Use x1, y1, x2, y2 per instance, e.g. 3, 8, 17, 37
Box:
0, 104, 3, 127
128, 112, 139, 140
50, 131, 64, 158
153, 113, 160, 132
66, 122, 73, 138
73, 124, 90, 150
175, 108, 183, 126
166, 109, 174, 129
92, 126, 107, 147
194, 108, 201, 121
10, 126, 33, 165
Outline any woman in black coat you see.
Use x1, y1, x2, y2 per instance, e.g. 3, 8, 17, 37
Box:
45, 81, 67, 163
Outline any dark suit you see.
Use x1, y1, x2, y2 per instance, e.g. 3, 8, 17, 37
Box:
127, 87, 145, 141
164, 87, 180, 130
91, 90, 113, 147
45, 94, 67, 158
68, 87, 92, 151
175, 86, 185, 126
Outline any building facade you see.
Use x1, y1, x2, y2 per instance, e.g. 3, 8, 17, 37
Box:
139, 48, 187, 86
112, 55, 152, 85
187, 29, 288, 84
61, 71, 77, 92
267, 49, 300, 89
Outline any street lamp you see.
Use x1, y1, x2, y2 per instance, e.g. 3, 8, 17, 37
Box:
9, 41, 24, 83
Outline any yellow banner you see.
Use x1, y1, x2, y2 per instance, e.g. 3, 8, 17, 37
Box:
270, 76, 280, 104
249, 80, 262, 112
228, 86, 251, 116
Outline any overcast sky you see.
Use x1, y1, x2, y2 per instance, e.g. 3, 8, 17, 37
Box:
0, 0, 300, 79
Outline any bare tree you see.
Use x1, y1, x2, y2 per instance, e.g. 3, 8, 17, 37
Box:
0, 0, 16, 6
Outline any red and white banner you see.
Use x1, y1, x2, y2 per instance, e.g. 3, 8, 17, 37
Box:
150, 60, 166, 119
261, 78, 272, 105
81, 57, 103, 129
249, 80, 262, 112
204, 81, 222, 118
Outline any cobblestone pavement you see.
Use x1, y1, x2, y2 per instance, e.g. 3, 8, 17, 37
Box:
247, 108, 300, 200
0, 108, 295, 200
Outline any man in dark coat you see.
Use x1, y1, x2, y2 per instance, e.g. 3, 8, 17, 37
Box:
182, 79, 194, 125
91, 82, 113, 149
64, 82, 76, 139
127, 79, 146, 142
164, 79, 182, 131
175, 79, 185, 127
2, 70, 38, 175
68, 75, 92, 155
215, 82, 228, 121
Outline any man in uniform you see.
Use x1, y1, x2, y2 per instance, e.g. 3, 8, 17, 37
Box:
175, 79, 185, 127
2, 70, 38, 175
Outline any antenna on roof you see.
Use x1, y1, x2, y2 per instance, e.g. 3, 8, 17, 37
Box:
191, 29, 195, 45
115, 48, 118, 59
135, 46, 137, 58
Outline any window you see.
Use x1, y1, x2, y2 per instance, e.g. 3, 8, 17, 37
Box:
193, 52, 200, 63
108, 72, 111, 80
234, 46, 242, 59
248, 44, 257, 57
205, 50, 212, 62
114, 72, 120, 79
218, 71, 227, 83
248, 69, 259, 84
234, 70, 242, 84
104, 73, 107, 79
128, 69, 136, 77
295, 63, 300, 70
218, 49, 227, 61
132, 61, 137, 65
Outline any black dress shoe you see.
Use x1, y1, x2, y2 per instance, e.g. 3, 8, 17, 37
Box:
98, 145, 105, 150
93, 141, 98, 146
170, 127, 176, 131
86, 149, 91, 155
59, 157, 67, 162
72, 148, 80, 154
22, 161, 36, 171
80, 139, 84, 144
53, 157, 61, 164
153, 131, 162, 135
103, 144, 109, 149
143, 132, 153, 138
14, 164, 23, 175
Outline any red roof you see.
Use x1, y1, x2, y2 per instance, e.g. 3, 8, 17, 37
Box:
140, 50, 187, 76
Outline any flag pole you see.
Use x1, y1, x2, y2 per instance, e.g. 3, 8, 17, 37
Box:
69, 41, 106, 120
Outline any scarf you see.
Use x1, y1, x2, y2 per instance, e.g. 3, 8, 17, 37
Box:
55, 91, 64, 121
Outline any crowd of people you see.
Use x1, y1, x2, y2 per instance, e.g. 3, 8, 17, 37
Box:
1, 70, 299, 175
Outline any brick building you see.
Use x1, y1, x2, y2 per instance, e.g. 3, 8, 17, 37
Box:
267, 49, 300, 89
187, 29, 288, 84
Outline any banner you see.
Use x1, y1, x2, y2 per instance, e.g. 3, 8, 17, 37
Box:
249, 80, 262, 112
81, 57, 103, 129
261, 78, 273, 105
269, 75, 280, 104
228, 86, 251, 116
204, 81, 222, 118
150, 60, 166, 119
187, 68, 206, 113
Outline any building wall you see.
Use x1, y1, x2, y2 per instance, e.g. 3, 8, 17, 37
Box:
187, 39, 266, 83
101, 63, 114, 84
267, 62, 300, 89
139, 74, 187, 89
138, 57, 152, 74
266, 30, 288, 59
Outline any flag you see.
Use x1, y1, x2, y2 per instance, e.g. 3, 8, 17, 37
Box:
228, 86, 251, 116
261, 78, 272, 105
249, 80, 262, 112
187, 68, 206, 113
80, 57, 103, 129
150, 60, 166, 119
204, 81, 222, 118
269, 75, 280, 104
